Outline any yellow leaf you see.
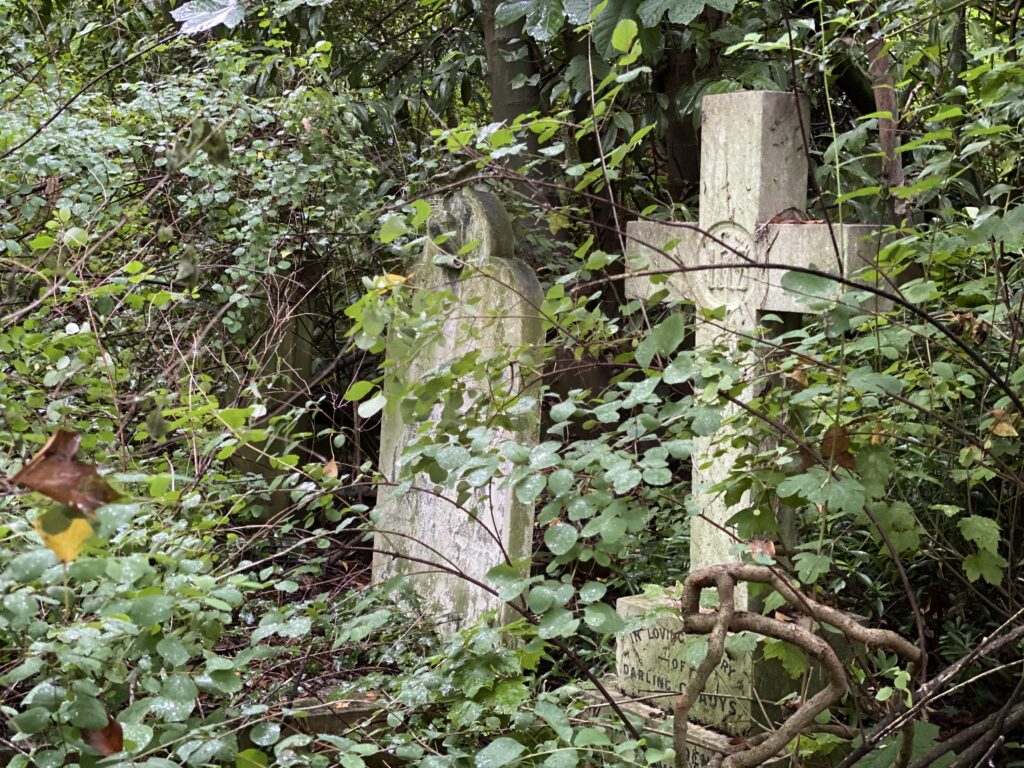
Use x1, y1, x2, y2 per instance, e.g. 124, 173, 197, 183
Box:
992, 420, 1018, 437
373, 273, 408, 292
34, 509, 94, 563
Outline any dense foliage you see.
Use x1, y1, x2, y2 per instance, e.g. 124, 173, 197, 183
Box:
2, 0, 1023, 767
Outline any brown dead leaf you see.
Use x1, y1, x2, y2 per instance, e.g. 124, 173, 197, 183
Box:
323, 459, 338, 479
748, 539, 776, 559
821, 424, 856, 469
784, 368, 808, 388
990, 409, 1018, 437
12, 430, 120, 514
83, 714, 123, 756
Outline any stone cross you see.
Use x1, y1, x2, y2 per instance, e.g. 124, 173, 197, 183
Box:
626, 90, 878, 606
617, 91, 879, 735
372, 190, 543, 638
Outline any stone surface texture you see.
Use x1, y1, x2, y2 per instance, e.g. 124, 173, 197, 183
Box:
615, 596, 791, 735
618, 90, 879, 732
625, 91, 880, 604
372, 189, 543, 638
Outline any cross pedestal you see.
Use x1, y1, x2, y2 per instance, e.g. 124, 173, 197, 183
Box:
616, 91, 880, 734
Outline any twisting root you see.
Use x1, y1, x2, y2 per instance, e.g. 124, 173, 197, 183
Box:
672, 564, 921, 768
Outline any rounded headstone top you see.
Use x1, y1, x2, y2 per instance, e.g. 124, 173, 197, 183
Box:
426, 189, 514, 264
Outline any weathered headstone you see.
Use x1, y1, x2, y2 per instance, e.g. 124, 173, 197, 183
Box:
616, 91, 880, 735
372, 190, 544, 638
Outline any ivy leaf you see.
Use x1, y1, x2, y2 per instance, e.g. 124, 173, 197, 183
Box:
171, 0, 246, 34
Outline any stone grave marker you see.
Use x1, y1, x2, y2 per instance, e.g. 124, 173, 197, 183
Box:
616, 91, 881, 736
372, 189, 544, 638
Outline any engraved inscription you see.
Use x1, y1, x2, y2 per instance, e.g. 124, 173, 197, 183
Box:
615, 618, 755, 734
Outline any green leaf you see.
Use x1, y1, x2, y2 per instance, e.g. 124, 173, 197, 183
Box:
495, 0, 532, 26
516, 474, 547, 504
538, 606, 580, 639
410, 199, 431, 227
170, 0, 245, 34
525, 0, 565, 41
779, 269, 837, 302
963, 551, 1007, 586
475, 737, 525, 768
218, 407, 252, 430
592, 0, 637, 58
545, 523, 578, 555
793, 551, 831, 585
535, 699, 573, 742
664, 354, 697, 384
61, 227, 89, 247
0, 656, 44, 685
68, 693, 108, 729
848, 368, 904, 395
357, 393, 386, 418
379, 215, 408, 244
763, 638, 808, 679
129, 595, 174, 627
583, 602, 624, 633
157, 636, 190, 667
611, 18, 638, 51
958, 515, 1001, 553
547, 468, 574, 496
12, 707, 51, 735
250, 722, 281, 747
678, 635, 707, 668
343, 381, 374, 401
724, 632, 758, 657
564, 0, 597, 24
486, 564, 532, 600
544, 750, 578, 768
578, 581, 607, 603
237, 749, 269, 768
